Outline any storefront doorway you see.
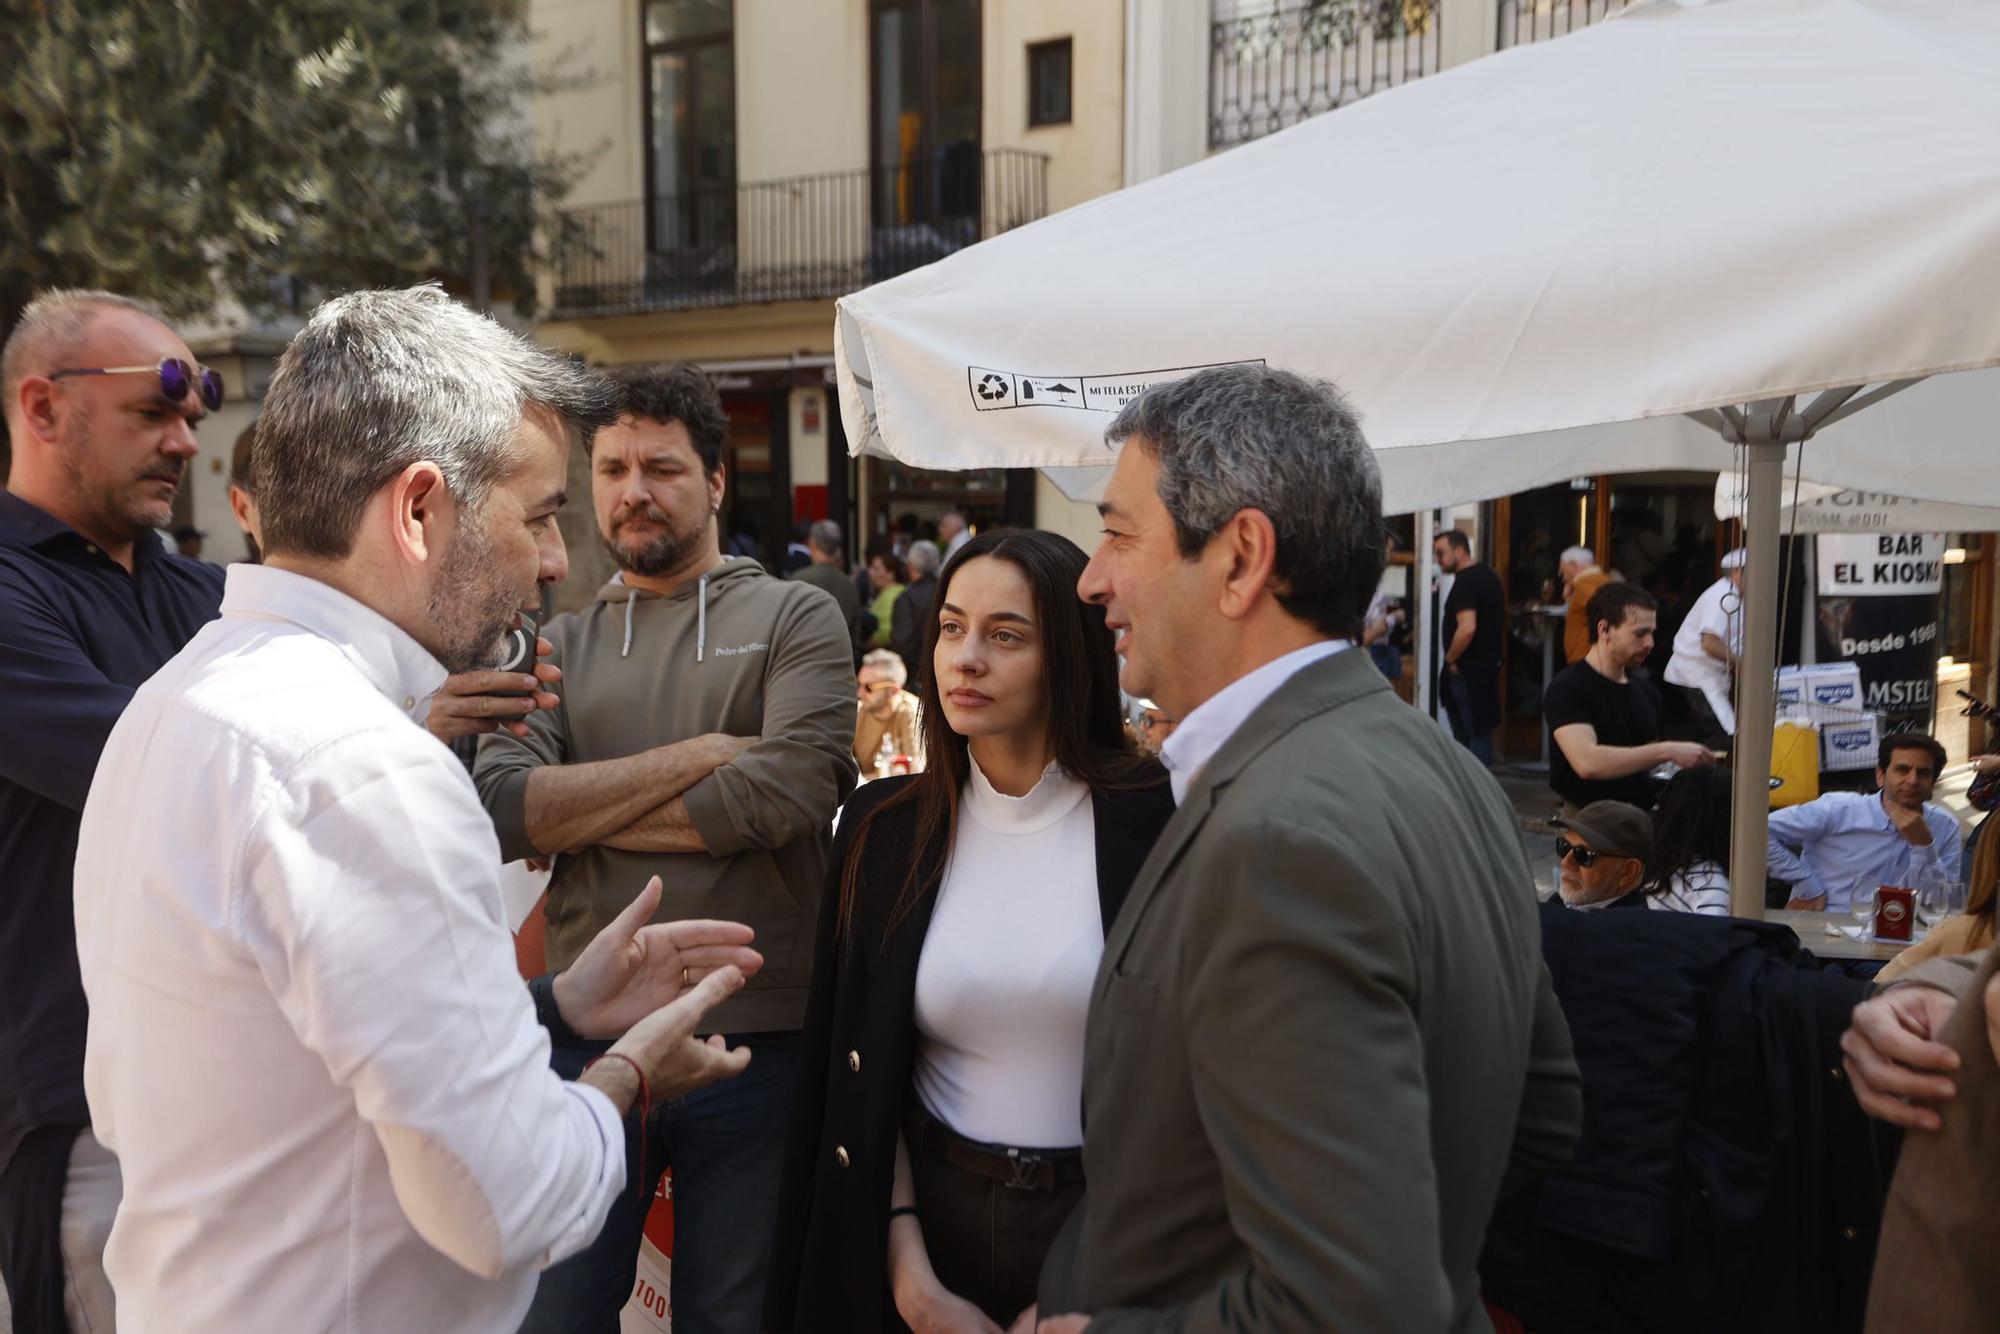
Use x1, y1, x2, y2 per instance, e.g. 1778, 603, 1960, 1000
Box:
859, 456, 1035, 558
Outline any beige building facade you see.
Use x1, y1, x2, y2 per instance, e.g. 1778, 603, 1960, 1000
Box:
150, 0, 1610, 590
529, 0, 1136, 602
522, 0, 1566, 601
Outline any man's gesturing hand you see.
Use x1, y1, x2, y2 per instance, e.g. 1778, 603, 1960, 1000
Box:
425, 636, 563, 742
553, 875, 762, 1039
605, 964, 756, 1104
1841, 984, 1961, 1131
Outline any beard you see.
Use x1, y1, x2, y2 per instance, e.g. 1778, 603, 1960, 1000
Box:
59, 404, 186, 539
600, 503, 708, 579
426, 516, 523, 673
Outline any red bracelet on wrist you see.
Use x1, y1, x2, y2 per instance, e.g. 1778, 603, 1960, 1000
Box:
583, 1052, 652, 1203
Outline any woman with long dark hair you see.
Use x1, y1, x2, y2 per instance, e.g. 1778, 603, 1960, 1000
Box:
1643, 765, 1732, 915
765, 530, 1174, 1332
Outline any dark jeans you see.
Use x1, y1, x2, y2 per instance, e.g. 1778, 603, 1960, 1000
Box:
905, 1103, 1084, 1326
1442, 667, 1496, 765
520, 1033, 801, 1334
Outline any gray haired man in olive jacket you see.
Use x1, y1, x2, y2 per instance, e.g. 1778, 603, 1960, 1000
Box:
474, 363, 856, 1334
1030, 365, 1581, 1334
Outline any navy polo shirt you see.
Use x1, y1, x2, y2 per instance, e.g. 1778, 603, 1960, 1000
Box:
0, 490, 223, 1171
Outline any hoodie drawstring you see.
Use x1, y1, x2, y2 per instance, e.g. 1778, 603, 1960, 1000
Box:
617, 568, 716, 662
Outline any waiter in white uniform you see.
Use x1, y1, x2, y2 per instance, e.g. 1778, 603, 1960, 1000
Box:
1663, 547, 1745, 746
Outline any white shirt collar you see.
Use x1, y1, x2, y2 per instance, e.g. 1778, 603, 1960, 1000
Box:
221, 564, 449, 724
1159, 640, 1349, 805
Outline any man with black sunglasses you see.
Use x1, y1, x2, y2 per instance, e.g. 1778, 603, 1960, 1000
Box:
0, 289, 224, 1333
1550, 801, 1655, 911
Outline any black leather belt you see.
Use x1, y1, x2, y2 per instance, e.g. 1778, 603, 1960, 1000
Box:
908, 1101, 1084, 1191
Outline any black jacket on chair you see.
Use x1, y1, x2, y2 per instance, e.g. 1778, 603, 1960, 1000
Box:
763, 770, 1175, 1333
1481, 901, 1898, 1334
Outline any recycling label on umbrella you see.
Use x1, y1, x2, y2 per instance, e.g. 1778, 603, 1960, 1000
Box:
967, 359, 1265, 414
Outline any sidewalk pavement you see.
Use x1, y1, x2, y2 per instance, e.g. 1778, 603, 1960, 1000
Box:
1494, 764, 1563, 902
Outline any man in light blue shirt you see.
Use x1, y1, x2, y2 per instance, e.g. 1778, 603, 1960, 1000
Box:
1769, 732, 1963, 911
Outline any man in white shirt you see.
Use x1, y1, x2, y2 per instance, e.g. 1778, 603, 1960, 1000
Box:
73, 287, 762, 1334
1663, 548, 1745, 747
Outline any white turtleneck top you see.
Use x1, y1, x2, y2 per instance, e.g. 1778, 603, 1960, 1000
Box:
912, 757, 1099, 1149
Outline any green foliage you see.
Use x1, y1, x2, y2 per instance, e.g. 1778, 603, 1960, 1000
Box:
0, 0, 596, 333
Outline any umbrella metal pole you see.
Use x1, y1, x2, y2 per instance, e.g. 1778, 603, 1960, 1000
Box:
1728, 438, 1788, 918
1416, 509, 1436, 719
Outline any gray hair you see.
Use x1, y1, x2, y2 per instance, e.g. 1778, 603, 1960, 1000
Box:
253, 286, 620, 559
808, 518, 843, 557
859, 647, 908, 686
1, 289, 167, 417
1107, 363, 1385, 638
1561, 545, 1594, 567
907, 539, 941, 577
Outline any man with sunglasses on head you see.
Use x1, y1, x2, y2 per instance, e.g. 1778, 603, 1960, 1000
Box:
854, 647, 925, 780
0, 290, 228, 1333
1550, 801, 1655, 911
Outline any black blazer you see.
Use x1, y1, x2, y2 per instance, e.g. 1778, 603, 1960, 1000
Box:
763, 770, 1175, 1333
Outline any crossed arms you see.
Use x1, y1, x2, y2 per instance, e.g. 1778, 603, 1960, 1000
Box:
514, 733, 749, 856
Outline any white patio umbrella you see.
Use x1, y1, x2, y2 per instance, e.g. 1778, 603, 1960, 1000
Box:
1712, 474, 2000, 536
840, 0, 2000, 505
834, 0, 2000, 915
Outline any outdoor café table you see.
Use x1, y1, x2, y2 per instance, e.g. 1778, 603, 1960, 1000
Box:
1766, 909, 1915, 963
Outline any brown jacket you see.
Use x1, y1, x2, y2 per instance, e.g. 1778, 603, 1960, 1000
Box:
1866, 948, 1997, 1334
1564, 567, 1609, 663
851, 690, 924, 779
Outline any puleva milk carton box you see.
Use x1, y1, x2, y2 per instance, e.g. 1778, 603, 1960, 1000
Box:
1804, 662, 1864, 712
1821, 713, 1881, 771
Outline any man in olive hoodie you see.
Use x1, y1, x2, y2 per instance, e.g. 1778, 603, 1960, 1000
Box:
475, 364, 856, 1334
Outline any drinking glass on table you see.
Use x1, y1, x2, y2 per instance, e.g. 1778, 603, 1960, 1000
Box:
1915, 868, 1952, 933
1915, 879, 1948, 933
1849, 883, 1878, 939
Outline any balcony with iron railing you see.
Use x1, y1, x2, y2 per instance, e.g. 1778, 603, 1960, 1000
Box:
1210, 0, 1442, 149
550, 149, 1049, 319
1497, 0, 1630, 47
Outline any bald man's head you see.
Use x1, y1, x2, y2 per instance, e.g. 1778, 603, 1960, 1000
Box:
2, 291, 205, 556
1, 291, 168, 430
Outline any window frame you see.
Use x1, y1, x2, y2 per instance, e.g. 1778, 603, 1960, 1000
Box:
640, 0, 737, 257
1027, 36, 1074, 128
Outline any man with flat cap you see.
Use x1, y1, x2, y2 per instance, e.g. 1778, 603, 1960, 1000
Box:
1550, 801, 1655, 912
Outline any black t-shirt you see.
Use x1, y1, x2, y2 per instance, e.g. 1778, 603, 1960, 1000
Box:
1544, 659, 1662, 809
1443, 562, 1506, 671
